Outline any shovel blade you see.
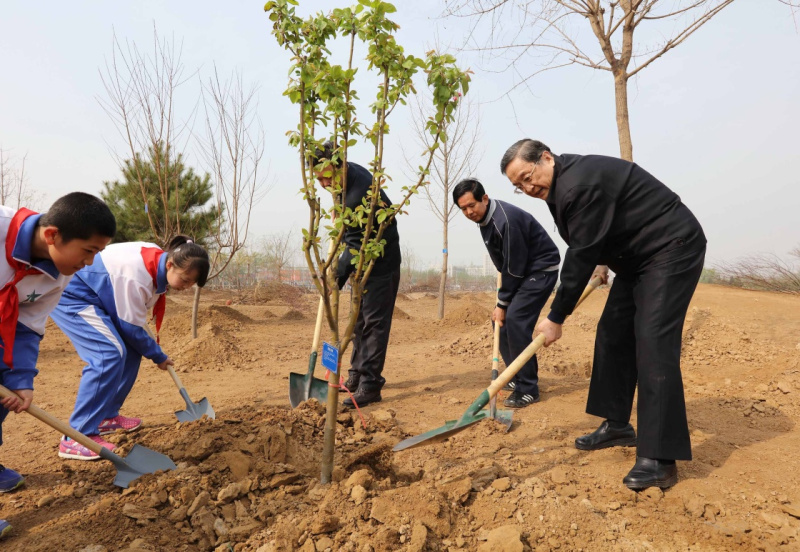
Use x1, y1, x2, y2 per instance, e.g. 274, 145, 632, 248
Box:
492, 408, 514, 431
288, 371, 329, 408
175, 388, 215, 422
393, 408, 511, 452
175, 397, 215, 422
101, 444, 177, 489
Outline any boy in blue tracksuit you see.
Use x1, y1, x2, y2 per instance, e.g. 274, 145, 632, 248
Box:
454, 179, 561, 408
51, 236, 209, 461
0, 193, 115, 540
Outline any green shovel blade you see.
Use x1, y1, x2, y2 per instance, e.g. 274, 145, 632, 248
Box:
393, 391, 513, 451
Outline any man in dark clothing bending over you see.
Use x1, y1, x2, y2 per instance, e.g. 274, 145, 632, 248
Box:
314, 143, 401, 408
500, 139, 706, 491
453, 179, 560, 408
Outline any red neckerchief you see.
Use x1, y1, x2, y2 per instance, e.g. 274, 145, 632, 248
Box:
1, 208, 41, 369
140, 247, 166, 344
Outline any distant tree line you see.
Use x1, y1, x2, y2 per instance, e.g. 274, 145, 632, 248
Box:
705, 245, 800, 295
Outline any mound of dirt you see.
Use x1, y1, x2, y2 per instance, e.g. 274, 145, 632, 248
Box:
11, 401, 428, 552
405, 292, 436, 300
13, 284, 800, 552
281, 308, 305, 321
393, 306, 410, 320
443, 300, 491, 326
159, 302, 256, 341
237, 281, 310, 311
231, 305, 277, 321
206, 304, 255, 324
436, 322, 493, 358
171, 322, 244, 370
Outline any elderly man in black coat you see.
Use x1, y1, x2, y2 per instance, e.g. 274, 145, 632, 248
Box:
500, 139, 706, 491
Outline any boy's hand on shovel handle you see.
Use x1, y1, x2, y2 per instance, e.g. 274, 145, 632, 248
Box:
157, 357, 175, 371
536, 318, 562, 347
0, 388, 33, 413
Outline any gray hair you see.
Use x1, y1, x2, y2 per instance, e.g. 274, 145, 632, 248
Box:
500, 139, 551, 175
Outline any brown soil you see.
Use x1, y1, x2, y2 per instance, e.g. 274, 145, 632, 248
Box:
2, 284, 800, 551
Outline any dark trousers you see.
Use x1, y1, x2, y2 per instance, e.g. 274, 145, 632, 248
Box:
587, 244, 706, 460
497, 271, 558, 397
348, 266, 401, 390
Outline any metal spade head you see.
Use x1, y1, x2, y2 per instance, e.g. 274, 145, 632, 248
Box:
100, 444, 178, 488
392, 408, 513, 452
289, 373, 329, 408
175, 389, 215, 422
289, 351, 329, 408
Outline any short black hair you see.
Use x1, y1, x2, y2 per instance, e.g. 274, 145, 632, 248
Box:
307, 140, 342, 168
166, 235, 210, 287
500, 139, 551, 175
452, 178, 486, 205
38, 192, 116, 242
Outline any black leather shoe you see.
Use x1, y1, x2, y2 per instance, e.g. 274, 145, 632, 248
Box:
575, 420, 636, 451
623, 457, 678, 490
342, 372, 360, 392
343, 387, 382, 408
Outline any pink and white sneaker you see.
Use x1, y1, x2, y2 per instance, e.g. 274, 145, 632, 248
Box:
58, 435, 116, 461
98, 415, 142, 435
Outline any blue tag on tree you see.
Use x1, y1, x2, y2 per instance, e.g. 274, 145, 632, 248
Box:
321, 342, 339, 374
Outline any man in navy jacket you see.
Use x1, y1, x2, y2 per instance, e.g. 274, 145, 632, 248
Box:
313, 143, 401, 408
500, 139, 706, 491
454, 179, 560, 407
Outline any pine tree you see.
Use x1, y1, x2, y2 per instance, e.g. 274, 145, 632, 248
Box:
102, 142, 219, 245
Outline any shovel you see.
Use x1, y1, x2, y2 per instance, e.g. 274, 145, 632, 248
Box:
489, 272, 511, 425
289, 295, 329, 407
166, 366, 215, 422
0, 385, 176, 488
289, 240, 337, 408
144, 325, 215, 422
393, 276, 602, 451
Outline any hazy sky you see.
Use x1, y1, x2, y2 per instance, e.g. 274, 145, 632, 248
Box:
1, 1, 798, 269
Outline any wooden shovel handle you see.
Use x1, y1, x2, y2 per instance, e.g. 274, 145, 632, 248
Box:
487, 276, 603, 397
310, 238, 338, 353
491, 273, 502, 372
0, 385, 104, 455
310, 297, 326, 353
166, 365, 184, 391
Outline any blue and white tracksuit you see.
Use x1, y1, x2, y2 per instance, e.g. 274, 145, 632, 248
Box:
0, 206, 72, 446
50, 242, 167, 435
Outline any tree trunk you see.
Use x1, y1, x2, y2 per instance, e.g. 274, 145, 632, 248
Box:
191, 286, 201, 339
438, 220, 448, 320
613, 71, 634, 162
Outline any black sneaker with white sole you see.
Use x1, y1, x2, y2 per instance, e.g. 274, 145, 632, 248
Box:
503, 390, 539, 408
502, 380, 516, 393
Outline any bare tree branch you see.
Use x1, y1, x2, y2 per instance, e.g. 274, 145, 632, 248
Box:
199, 65, 269, 282
98, 24, 196, 243
448, 0, 741, 160
0, 147, 41, 210
402, 92, 482, 318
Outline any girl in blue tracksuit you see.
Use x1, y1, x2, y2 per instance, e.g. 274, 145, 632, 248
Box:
51, 235, 209, 460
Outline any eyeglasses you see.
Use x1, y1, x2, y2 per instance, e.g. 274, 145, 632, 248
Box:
512, 163, 538, 194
